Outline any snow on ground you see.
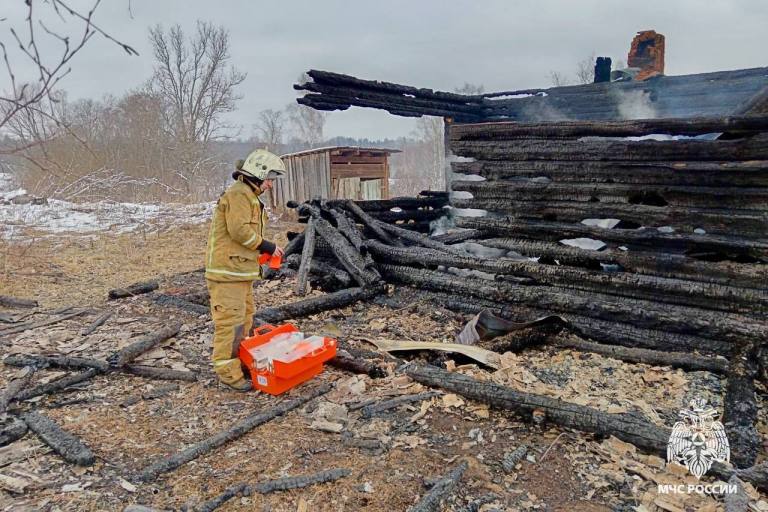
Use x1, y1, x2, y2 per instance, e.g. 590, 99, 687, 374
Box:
1, 192, 215, 237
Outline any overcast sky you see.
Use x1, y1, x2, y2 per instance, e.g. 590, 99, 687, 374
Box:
4, 0, 767, 140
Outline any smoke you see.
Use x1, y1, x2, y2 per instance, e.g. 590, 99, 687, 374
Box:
612, 89, 657, 120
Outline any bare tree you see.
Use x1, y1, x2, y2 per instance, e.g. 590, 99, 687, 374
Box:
575, 51, 597, 84
0, 1, 137, 154
413, 116, 445, 191
287, 73, 328, 148
148, 21, 246, 143
253, 109, 285, 152
549, 70, 571, 87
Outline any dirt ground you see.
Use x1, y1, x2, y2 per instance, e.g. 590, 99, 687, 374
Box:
1, 222, 767, 511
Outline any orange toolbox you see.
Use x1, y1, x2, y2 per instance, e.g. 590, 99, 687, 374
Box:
238, 323, 337, 395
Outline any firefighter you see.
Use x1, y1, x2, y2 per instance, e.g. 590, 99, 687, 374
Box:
205, 149, 285, 391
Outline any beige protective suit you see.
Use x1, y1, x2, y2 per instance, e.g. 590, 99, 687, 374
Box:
205, 178, 272, 385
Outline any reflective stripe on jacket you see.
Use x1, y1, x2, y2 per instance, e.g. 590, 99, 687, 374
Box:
205, 179, 268, 282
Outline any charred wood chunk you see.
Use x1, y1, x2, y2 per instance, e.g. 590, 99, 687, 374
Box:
80, 311, 113, 336
0, 295, 38, 308
329, 352, 387, 378
360, 391, 440, 419
0, 417, 28, 447
408, 461, 468, 512
0, 367, 36, 413
108, 280, 159, 300
135, 383, 332, 482
376, 220, 468, 257
21, 410, 95, 466
502, 445, 528, 474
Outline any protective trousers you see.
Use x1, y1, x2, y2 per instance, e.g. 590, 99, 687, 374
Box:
206, 279, 255, 384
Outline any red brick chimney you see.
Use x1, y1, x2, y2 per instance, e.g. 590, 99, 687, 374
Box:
628, 30, 665, 81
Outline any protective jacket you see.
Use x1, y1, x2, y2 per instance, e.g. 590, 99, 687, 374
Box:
205, 179, 274, 282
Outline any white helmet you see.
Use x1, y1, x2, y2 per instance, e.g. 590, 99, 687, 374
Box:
239, 149, 286, 180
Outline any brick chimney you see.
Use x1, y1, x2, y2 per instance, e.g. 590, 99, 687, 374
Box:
628, 30, 665, 81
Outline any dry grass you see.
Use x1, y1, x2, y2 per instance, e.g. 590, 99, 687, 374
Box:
0, 222, 296, 308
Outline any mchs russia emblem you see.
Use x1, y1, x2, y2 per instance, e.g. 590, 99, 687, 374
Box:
667, 398, 730, 479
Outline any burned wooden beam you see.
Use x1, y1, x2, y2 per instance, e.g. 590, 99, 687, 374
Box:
452, 198, 767, 238
21, 410, 95, 466
724, 341, 760, 468
107, 280, 159, 300
375, 220, 468, 257
285, 254, 351, 290
450, 116, 768, 140
367, 240, 765, 314
452, 160, 768, 188
451, 135, 768, 162
340, 199, 402, 246
452, 179, 768, 211
551, 337, 728, 374
379, 264, 764, 346
122, 365, 197, 382
294, 217, 317, 296
456, 217, 768, 259
407, 362, 669, 452
136, 383, 332, 482
328, 196, 448, 213
295, 203, 379, 286
3, 355, 197, 382
254, 285, 384, 324
15, 369, 100, 402
476, 237, 766, 289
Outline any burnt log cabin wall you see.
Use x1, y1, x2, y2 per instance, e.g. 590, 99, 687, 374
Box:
448, 116, 768, 351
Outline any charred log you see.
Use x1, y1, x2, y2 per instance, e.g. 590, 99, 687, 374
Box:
0, 417, 28, 446
254, 285, 384, 324
379, 264, 764, 346
295, 218, 317, 296
195, 468, 351, 512
407, 362, 669, 452
0, 295, 38, 308
360, 391, 440, 419
329, 352, 387, 378
551, 337, 728, 373
136, 383, 332, 482
108, 280, 159, 300
108, 323, 182, 367
21, 410, 95, 466
0, 367, 35, 413
0, 309, 89, 337
80, 311, 113, 336
340, 199, 401, 246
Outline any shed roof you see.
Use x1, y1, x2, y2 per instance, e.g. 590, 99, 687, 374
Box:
280, 146, 401, 159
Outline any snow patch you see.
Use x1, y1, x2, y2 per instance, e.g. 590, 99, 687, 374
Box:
560, 238, 606, 251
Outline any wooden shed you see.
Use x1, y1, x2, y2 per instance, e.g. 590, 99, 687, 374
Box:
270, 146, 399, 209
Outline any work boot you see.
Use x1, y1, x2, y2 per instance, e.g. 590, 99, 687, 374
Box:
220, 377, 252, 392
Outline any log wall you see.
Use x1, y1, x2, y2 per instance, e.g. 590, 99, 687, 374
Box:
448, 116, 768, 352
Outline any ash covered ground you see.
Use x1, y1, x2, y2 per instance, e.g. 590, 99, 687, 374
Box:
0, 218, 766, 512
